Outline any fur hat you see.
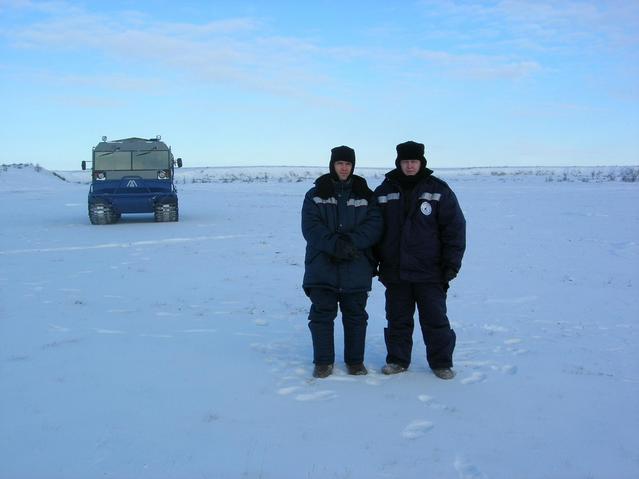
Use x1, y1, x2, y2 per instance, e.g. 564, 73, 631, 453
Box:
330, 145, 355, 179
395, 141, 426, 169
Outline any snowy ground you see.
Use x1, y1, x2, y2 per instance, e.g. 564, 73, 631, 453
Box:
1, 165, 638, 479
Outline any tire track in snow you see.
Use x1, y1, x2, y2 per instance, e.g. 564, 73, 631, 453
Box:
0, 234, 253, 255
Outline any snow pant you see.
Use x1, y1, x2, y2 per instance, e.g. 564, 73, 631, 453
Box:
383, 282, 456, 369
307, 288, 369, 366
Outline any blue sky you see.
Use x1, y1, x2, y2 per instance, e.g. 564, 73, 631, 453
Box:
1, 0, 637, 170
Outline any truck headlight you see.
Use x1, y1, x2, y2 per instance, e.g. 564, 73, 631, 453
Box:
95, 171, 106, 181
157, 170, 170, 180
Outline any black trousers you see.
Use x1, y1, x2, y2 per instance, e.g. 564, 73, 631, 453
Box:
384, 282, 456, 369
307, 289, 369, 365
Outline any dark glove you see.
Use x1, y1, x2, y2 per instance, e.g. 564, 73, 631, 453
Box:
442, 267, 457, 293
442, 267, 458, 282
333, 235, 359, 261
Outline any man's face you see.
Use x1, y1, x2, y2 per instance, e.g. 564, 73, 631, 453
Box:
334, 161, 353, 181
400, 159, 421, 176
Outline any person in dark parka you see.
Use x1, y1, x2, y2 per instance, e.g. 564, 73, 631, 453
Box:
374, 141, 466, 379
302, 146, 383, 378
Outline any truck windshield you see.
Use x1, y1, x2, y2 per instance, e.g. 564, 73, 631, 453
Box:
94, 151, 132, 170
133, 150, 170, 170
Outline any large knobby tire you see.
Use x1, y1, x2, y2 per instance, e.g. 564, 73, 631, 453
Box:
89, 203, 118, 225
154, 203, 178, 222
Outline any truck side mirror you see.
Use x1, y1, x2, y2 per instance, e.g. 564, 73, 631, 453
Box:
81, 161, 87, 171
176, 158, 183, 168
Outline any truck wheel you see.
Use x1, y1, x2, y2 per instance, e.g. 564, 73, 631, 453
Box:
89, 203, 117, 225
154, 203, 178, 222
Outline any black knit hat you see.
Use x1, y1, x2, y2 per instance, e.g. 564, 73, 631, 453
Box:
330, 145, 356, 179
395, 141, 426, 169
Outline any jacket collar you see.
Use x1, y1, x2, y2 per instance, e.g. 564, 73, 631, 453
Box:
385, 167, 433, 185
314, 173, 373, 200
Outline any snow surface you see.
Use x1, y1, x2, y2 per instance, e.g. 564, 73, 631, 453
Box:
1, 164, 638, 479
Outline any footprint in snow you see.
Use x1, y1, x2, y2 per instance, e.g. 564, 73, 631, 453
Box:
294, 390, 338, 401
95, 329, 126, 335
498, 364, 518, 375
328, 375, 357, 382
508, 347, 529, 356
48, 324, 70, 332
364, 375, 388, 386
461, 372, 487, 385
277, 386, 301, 396
454, 455, 487, 479
418, 394, 456, 412
402, 420, 434, 439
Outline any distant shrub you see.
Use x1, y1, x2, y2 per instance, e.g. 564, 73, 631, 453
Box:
620, 167, 639, 182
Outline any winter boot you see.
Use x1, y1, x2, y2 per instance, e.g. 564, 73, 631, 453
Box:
313, 364, 334, 378
432, 368, 455, 380
381, 363, 407, 375
346, 363, 368, 375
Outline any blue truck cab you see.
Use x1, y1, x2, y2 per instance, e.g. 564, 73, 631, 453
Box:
82, 136, 183, 224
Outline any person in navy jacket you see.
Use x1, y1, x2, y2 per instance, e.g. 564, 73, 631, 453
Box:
374, 141, 466, 379
302, 146, 383, 378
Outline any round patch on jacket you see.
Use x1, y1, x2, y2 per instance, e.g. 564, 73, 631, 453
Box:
420, 201, 432, 216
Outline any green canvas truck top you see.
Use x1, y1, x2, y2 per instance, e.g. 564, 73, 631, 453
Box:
92, 137, 177, 180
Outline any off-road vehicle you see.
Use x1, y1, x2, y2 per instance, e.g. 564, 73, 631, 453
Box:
82, 136, 183, 224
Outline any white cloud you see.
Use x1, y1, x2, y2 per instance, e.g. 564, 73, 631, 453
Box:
417, 0, 639, 51
0, 0, 81, 15
5, 0, 632, 103
3, 6, 335, 99
412, 49, 541, 80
